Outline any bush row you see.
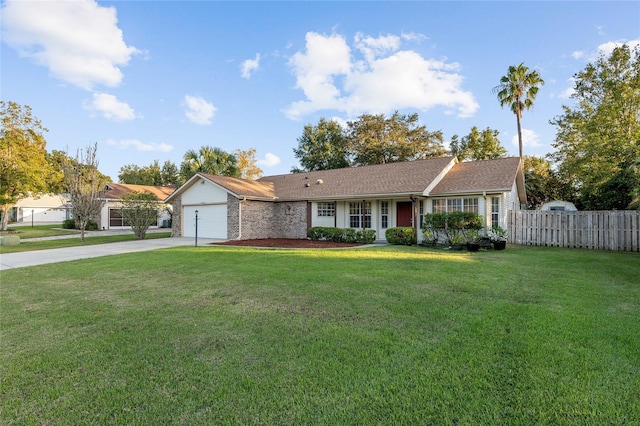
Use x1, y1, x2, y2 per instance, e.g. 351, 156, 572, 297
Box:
62, 219, 98, 231
307, 227, 376, 244
385, 227, 417, 245
422, 211, 484, 245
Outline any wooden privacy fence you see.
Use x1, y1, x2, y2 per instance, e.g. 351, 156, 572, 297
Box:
508, 210, 640, 252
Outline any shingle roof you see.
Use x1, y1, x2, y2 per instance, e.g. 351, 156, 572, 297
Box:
167, 156, 524, 203
429, 157, 522, 195
103, 183, 175, 200
200, 174, 275, 199
258, 156, 456, 200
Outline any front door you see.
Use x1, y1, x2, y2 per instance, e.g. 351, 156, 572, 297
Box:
397, 202, 413, 227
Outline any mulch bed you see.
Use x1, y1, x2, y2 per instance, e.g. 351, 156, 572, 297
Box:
208, 238, 363, 248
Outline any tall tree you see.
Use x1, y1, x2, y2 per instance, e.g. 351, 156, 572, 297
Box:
0, 101, 58, 230
235, 148, 263, 179
292, 118, 350, 172
346, 112, 446, 166
160, 160, 180, 186
180, 146, 239, 181
63, 143, 107, 241
549, 44, 640, 210
523, 155, 575, 209
493, 63, 545, 158
449, 126, 508, 161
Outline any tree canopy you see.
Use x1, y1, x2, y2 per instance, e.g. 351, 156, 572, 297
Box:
449, 126, 508, 162
235, 148, 263, 180
292, 118, 350, 172
493, 63, 544, 159
118, 160, 179, 186
549, 44, 640, 210
347, 112, 446, 166
293, 112, 446, 172
0, 101, 59, 230
180, 146, 239, 182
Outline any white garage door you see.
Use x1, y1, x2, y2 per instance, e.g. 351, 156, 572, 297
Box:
183, 205, 227, 239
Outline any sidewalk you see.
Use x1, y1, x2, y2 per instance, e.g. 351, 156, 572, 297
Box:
0, 235, 217, 270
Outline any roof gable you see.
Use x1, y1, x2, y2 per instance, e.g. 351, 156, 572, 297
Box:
430, 157, 524, 197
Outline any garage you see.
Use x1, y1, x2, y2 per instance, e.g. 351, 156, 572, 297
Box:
183, 205, 227, 239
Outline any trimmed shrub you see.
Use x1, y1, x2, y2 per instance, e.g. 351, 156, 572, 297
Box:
308, 226, 376, 244
422, 211, 484, 245
385, 227, 416, 245
62, 219, 98, 231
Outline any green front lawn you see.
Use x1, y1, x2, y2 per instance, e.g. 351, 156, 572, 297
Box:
2, 245, 638, 424
3, 224, 79, 239
0, 231, 172, 254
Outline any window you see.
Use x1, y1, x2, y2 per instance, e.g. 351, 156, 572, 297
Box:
381, 201, 389, 229
349, 202, 371, 229
419, 200, 424, 228
491, 197, 500, 228
109, 209, 129, 227
463, 198, 478, 213
448, 198, 462, 212
432, 198, 478, 213
109, 208, 157, 227
432, 199, 446, 213
317, 202, 335, 217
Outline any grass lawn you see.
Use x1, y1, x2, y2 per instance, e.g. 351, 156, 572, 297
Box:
2, 244, 638, 424
0, 231, 172, 254
3, 224, 79, 239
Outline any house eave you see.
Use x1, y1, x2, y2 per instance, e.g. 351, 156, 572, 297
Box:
430, 188, 512, 197
275, 191, 427, 202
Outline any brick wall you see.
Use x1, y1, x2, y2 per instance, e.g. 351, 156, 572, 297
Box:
171, 194, 182, 237
237, 199, 308, 239
227, 194, 240, 240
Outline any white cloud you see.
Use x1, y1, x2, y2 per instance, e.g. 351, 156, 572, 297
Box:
285, 32, 478, 120
83, 93, 136, 121
597, 39, 640, 57
1, 0, 139, 90
257, 153, 280, 167
183, 95, 217, 125
106, 139, 173, 152
557, 78, 576, 100
511, 129, 542, 149
241, 54, 261, 79
571, 51, 584, 59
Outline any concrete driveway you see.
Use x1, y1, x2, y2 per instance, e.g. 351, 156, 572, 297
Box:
0, 236, 215, 270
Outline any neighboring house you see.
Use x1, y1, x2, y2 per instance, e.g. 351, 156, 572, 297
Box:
166, 156, 525, 242
99, 183, 175, 230
11, 194, 71, 224
540, 200, 578, 212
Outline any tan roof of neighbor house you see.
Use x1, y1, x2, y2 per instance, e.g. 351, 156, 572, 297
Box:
103, 183, 176, 200
200, 174, 276, 199
258, 156, 457, 200
430, 157, 523, 195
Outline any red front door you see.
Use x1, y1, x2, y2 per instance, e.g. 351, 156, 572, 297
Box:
397, 202, 413, 227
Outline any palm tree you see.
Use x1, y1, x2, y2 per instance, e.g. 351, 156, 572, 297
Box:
493, 63, 544, 158
180, 145, 239, 182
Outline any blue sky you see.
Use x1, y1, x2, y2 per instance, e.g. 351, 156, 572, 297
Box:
2, 0, 639, 181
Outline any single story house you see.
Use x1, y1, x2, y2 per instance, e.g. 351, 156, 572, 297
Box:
11, 194, 71, 224
98, 183, 175, 230
166, 156, 525, 242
